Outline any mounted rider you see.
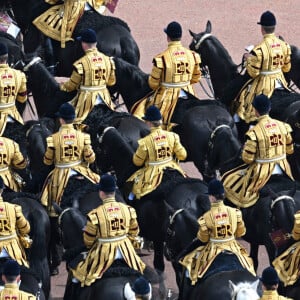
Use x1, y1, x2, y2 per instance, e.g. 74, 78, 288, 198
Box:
133, 21, 201, 130
179, 179, 255, 296
71, 174, 146, 287
0, 135, 27, 192
0, 260, 36, 300
60, 28, 116, 123
222, 94, 294, 208
273, 210, 300, 287
0, 178, 31, 267
40, 102, 99, 275
259, 266, 292, 300
40, 103, 100, 216
127, 106, 187, 200
235, 11, 291, 123
0, 42, 27, 136
33, 0, 109, 48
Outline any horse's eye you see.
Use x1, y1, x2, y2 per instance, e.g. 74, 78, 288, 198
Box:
193, 39, 197, 44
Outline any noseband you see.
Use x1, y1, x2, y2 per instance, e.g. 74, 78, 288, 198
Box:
23, 56, 42, 72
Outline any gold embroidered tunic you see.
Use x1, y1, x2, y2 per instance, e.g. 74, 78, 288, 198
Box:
71, 196, 146, 286
180, 201, 255, 285
236, 33, 291, 123
60, 48, 116, 123
0, 283, 36, 300
127, 126, 187, 199
0, 136, 26, 192
0, 64, 27, 136
33, 0, 107, 48
0, 196, 30, 267
223, 115, 294, 208
40, 123, 99, 216
273, 210, 300, 286
259, 290, 292, 300
133, 41, 201, 129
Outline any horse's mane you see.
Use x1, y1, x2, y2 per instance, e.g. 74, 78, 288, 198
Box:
203, 35, 238, 71
75, 11, 131, 37
113, 57, 149, 87
0, 31, 21, 47
3, 191, 39, 202
102, 260, 142, 279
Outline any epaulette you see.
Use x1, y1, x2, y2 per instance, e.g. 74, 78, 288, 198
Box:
153, 57, 163, 68
73, 61, 84, 75
87, 211, 98, 225
46, 136, 54, 148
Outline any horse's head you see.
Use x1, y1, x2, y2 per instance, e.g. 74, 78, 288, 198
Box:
207, 124, 242, 176
229, 280, 260, 300
58, 207, 86, 251
164, 206, 200, 262
189, 20, 212, 52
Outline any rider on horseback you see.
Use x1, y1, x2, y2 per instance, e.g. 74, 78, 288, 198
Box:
222, 94, 294, 208
273, 210, 300, 287
0, 178, 31, 267
127, 106, 187, 200
0, 135, 27, 192
0, 42, 27, 136
40, 103, 99, 275
0, 260, 35, 300
134, 21, 201, 130
235, 11, 291, 123
71, 174, 146, 287
33, 0, 108, 48
179, 179, 255, 293
60, 28, 116, 123
40, 103, 100, 215
259, 266, 292, 300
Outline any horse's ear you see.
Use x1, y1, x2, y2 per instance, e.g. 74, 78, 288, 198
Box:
206, 20, 212, 33
189, 29, 196, 38
228, 280, 236, 292
278, 35, 285, 41
251, 279, 260, 292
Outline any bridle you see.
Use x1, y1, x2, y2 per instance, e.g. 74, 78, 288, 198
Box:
165, 208, 184, 261
97, 126, 115, 144
270, 195, 295, 210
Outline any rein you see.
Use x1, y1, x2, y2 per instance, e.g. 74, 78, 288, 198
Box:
270, 195, 295, 210
97, 126, 115, 144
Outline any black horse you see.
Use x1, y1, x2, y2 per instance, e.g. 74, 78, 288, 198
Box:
97, 125, 211, 298
6, 0, 140, 76
57, 207, 146, 300
164, 209, 261, 300
189, 20, 300, 180
3, 192, 50, 299
112, 56, 238, 178
206, 124, 300, 270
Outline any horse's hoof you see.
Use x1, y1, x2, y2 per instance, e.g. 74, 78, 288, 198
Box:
50, 267, 59, 276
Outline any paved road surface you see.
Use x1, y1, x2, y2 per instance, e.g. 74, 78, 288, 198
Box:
29, 1, 300, 298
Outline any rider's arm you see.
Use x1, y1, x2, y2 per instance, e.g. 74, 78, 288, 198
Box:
245, 49, 261, 78
106, 57, 116, 87
83, 133, 96, 164
241, 131, 257, 164
284, 123, 294, 155
235, 209, 246, 238
197, 216, 209, 243
148, 57, 163, 90
282, 43, 291, 73
132, 139, 147, 166
15, 205, 30, 235
292, 211, 300, 240
43, 136, 55, 165
83, 213, 98, 249
15, 70, 27, 103
11, 141, 26, 169
190, 52, 201, 84
173, 133, 187, 161
60, 64, 82, 92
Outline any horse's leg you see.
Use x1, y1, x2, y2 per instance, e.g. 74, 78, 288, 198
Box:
49, 216, 63, 276
249, 242, 259, 271
153, 240, 167, 299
